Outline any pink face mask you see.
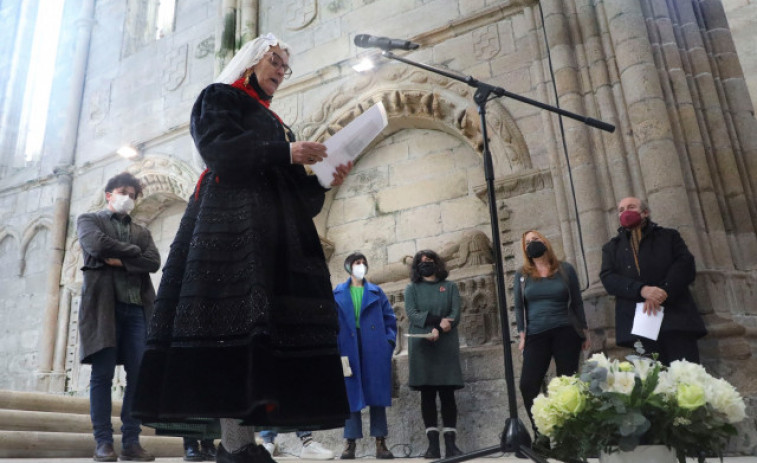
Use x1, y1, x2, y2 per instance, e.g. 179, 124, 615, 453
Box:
620, 210, 643, 229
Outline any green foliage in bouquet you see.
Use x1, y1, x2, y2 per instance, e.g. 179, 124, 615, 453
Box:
531, 351, 746, 463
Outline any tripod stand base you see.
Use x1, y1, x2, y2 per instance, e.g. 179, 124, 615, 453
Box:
500, 417, 532, 457
430, 418, 545, 463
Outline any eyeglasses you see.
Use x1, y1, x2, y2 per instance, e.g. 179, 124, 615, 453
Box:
267, 52, 292, 79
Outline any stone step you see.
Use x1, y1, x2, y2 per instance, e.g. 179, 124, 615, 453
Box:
0, 409, 156, 435
0, 431, 183, 458
0, 390, 120, 415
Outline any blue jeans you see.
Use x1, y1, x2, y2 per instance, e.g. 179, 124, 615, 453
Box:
259, 430, 311, 443
89, 303, 147, 446
343, 407, 388, 439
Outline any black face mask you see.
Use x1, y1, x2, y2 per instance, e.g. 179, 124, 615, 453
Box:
418, 261, 437, 277
526, 241, 547, 259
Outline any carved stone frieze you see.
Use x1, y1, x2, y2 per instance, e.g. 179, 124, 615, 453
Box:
473, 24, 500, 61
163, 44, 189, 92
293, 63, 531, 174
88, 81, 112, 126
195, 36, 215, 59
285, 0, 317, 30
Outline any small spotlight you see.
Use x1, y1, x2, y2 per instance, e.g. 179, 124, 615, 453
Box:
352, 57, 375, 73
117, 145, 139, 159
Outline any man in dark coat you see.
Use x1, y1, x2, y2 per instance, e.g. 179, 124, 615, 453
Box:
77, 172, 161, 461
600, 197, 707, 364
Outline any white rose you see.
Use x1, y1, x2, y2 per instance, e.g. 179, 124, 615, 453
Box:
706, 378, 747, 423
608, 371, 636, 395
668, 360, 708, 385
653, 371, 676, 395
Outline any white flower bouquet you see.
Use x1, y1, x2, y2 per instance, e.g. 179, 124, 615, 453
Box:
531, 352, 746, 462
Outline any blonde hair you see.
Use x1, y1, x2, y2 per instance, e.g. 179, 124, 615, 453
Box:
520, 230, 560, 279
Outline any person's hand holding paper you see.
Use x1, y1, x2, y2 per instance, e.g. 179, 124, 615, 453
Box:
311, 102, 388, 188
631, 302, 664, 341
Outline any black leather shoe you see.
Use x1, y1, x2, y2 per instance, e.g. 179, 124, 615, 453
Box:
200, 439, 217, 461
184, 440, 204, 462
94, 442, 117, 462
120, 443, 155, 461
217, 443, 277, 463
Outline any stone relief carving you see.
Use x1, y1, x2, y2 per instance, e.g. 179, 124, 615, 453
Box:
163, 44, 189, 92
473, 24, 500, 61
88, 81, 112, 126
0, 227, 22, 277
19, 216, 53, 277
286, 0, 317, 30
294, 63, 531, 173
195, 36, 215, 59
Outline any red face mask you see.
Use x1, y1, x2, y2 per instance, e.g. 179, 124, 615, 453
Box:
620, 210, 643, 229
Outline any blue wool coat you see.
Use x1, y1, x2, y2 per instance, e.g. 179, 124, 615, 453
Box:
334, 278, 397, 412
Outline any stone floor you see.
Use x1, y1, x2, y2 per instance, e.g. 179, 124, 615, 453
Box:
1, 456, 756, 463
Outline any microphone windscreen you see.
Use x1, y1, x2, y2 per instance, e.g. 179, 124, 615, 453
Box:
354, 34, 370, 47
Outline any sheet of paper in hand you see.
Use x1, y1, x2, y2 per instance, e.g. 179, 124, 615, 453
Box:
631, 302, 664, 341
311, 102, 388, 187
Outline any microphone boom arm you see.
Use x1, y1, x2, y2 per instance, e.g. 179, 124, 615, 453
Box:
382, 51, 615, 132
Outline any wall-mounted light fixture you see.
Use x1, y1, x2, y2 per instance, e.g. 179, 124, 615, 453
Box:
117, 144, 140, 159
352, 57, 376, 73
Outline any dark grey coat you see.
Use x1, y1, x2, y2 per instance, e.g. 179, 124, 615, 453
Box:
77, 209, 160, 363
600, 222, 707, 347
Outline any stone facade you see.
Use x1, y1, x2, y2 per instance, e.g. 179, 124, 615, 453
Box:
0, 0, 756, 456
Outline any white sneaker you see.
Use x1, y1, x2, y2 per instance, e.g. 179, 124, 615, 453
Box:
263, 442, 278, 456
300, 441, 334, 460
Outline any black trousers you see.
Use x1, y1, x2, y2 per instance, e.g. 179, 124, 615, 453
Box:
519, 325, 582, 432
418, 386, 458, 429
637, 331, 700, 366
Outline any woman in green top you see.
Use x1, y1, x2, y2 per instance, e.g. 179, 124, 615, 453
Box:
404, 250, 463, 459
513, 230, 590, 435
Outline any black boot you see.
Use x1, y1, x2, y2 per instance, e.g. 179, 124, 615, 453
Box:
216, 443, 276, 463
340, 439, 356, 460
200, 439, 216, 461
423, 429, 441, 459
443, 430, 462, 458
375, 437, 394, 459
183, 439, 204, 462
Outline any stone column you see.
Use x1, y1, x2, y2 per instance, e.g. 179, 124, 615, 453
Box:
601, 0, 703, 258
36, 0, 95, 392
540, 0, 608, 286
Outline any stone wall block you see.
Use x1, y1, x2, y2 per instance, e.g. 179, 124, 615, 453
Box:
343, 195, 376, 223
615, 37, 655, 74
388, 152, 456, 187
376, 171, 467, 214
680, 23, 704, 50
715, 53, 745, 80
707, 28, 738, 56
700, 0, 731, 29
543, 11, 571, 46
605, 5, 647, 46
387, 241, 416, 264
648, 0, 669, 19
637, 138, 686, 195
619, 63, 662, 107
654, 17, 676, 44
440, 197, 489, 233
669, 69, 694, 105
395, 204, 441, 242
661, 43, 683, 70
327, 214, 396, 256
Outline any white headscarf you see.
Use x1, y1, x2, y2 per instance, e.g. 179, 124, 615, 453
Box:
214, 32, 293, 85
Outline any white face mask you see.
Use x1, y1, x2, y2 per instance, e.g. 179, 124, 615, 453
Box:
352, 263, 367, 280
110, 193, 135, 214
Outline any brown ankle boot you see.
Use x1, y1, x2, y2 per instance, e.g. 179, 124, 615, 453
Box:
375, 437, 394, 459
340, 439, 356, 460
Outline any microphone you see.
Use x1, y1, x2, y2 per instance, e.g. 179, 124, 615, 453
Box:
354, 34, 419, 51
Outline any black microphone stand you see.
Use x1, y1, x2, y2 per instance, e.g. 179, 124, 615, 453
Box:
380, 50, 615, 463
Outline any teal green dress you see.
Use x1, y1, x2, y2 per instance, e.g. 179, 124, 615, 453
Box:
404, 280, 464, 389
